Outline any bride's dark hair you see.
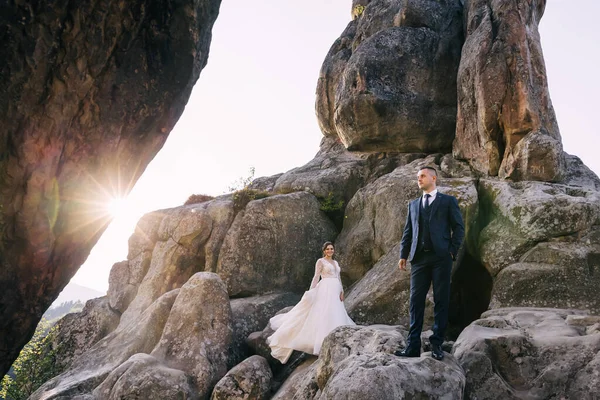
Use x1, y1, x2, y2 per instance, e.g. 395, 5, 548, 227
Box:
322, 241, 334, 257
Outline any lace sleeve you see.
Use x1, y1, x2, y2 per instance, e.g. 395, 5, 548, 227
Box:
335, 261, 344, 293
310, 259, 323, 289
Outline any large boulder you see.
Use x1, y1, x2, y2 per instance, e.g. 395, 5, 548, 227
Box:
316, 0, 464, 152
31, 289, 181, 399
117, 199, 235, 328
344, 243, 415, 327
33, 272, 233, 399
278, 325, 466, 399
92, 353, 196, 400
228, 292, 301, 367
477, 179, 600, 277
271, 356, 320, 400
0, 0, 222, 374
491, 229, 600, 314
216, 192, 338, 296
51, 297, 120, 373
563, 153, 600, 191
108, 210, 171, 313
211, 355, 272, 400
453, 0, 564, 181
454, 308, 600, 400
273, 136, 412, 207
150, 273, 232, 396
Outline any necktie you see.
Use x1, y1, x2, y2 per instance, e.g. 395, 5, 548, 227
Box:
424, 194, 431, 209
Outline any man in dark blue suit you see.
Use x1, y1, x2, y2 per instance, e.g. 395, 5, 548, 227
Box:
395, 166, 464, 360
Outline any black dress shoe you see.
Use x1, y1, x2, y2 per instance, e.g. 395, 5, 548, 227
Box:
394, 348, 420, 358
431, 343, 444, 360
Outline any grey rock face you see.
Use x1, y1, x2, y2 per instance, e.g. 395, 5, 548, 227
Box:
150, 272, 233, 396
31, 289, 181, 399
453, 0, 564, 182
216, 192, 338, 296
275, 325, 466, 400
92, 353, 197, 400
477, 179, 600, 277
454, 308, 600, 400
0, 0, 222, 375
51, 297, 120, 373
32, 273, 232, 399
271, 356, 320, 400
336, 155, 478, 284
491, 230, 600, 314
316, 0, 464, 152
273, 136, 408, 207
211, 355, 272, 400
117, 199, 235, 328
229, 292, 300, 367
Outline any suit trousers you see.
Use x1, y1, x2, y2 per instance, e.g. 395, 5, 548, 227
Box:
406, 250, 453, 349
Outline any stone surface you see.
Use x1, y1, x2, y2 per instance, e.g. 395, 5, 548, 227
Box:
273, 136, 408, 206
245, 306, 293, 370
336, 155, 478, 284
107, 260, 137, 313
271, 356, 319, 400
228, 292, 300, 368
92, 353, 196, 400
563, 153, 600, 190
491, 230, 600, 314
118, 199, 235, 328
151, 272, 232, 397
454, 308, 600, 400
344, 243, 417, 327
477, 179, 600, 277
316, 0, 463, 152
216, 192, 338, 296
453, 0, 564, 181
31, 289, 180, 399
211, 355, 272, 400
51, 297, 120, 373
277, 325, 465, 399
0, 0, 222, 374
33, 272, 233, 399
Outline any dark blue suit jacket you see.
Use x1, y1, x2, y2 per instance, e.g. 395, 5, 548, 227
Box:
399, 192, 465, 262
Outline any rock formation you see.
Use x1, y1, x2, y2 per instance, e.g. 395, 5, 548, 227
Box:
15, 0, 600, 399
453, 0, 564, 181
454, 308, 600, 399
0, 0, 222, 375
316, 0, 464, 152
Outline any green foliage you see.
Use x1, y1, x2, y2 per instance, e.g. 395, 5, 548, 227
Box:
318, 192, 345, 213
226, 167, 272, 211
1, 319, 60, 400
318, 192, 346, 230
232, 188, 271, 212
352, 4, 365, 19
183, 193, 215, 206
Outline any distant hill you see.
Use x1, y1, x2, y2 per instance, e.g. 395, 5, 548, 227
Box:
52, 282, 104, 307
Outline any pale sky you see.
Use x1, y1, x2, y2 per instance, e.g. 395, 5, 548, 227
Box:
72, 0, 600, 292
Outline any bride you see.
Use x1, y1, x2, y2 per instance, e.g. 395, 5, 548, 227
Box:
267, 242, 356, 363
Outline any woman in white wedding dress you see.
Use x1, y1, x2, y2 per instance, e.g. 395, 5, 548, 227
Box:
267, 242, 355, 363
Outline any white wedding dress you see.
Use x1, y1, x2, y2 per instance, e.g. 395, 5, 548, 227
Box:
267, 257, 355, 363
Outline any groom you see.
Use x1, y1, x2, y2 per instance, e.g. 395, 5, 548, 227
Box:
395, 166, 464, 360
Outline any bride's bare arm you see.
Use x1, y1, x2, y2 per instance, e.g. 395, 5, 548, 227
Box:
310, 259, 323, 289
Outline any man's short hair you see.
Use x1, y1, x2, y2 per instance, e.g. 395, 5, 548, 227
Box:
420, 166, 438, 176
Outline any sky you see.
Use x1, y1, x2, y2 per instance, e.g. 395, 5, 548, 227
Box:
71, 0, 600, 293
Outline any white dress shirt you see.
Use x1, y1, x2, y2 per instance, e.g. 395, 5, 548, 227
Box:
422, 189, 438, 208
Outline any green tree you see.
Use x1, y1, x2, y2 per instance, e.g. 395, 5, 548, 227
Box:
0, 319, 59, 400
